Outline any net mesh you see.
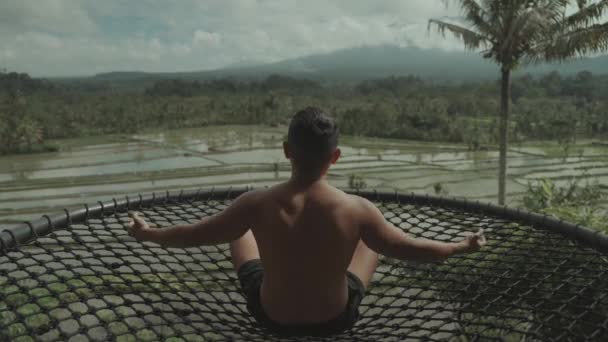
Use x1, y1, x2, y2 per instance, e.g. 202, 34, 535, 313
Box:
1, 189, 607, 342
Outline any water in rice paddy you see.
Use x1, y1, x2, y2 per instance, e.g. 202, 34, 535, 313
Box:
1, 125, 607, 228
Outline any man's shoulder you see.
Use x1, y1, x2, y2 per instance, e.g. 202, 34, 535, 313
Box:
324, 189, 374, 215
346, 193, 376, 210
240, 187, 269, 202
239, 185, 280, 206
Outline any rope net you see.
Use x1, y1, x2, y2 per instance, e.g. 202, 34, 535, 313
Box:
1, 189, 607, 342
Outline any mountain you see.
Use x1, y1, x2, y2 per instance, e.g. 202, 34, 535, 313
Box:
91, 45, 608, 83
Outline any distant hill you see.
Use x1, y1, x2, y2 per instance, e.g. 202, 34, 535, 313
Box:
89, 45, 608, 83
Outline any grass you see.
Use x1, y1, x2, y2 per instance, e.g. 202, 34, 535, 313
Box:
0, 143, 60, 157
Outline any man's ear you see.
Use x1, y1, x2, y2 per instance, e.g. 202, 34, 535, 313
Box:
283, 141, 291, 159
330, 148, 341, 164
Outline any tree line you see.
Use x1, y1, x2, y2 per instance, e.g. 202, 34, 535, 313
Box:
1, 69, 607, 156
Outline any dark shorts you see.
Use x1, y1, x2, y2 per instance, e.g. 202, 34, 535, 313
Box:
237, 259, 366, 337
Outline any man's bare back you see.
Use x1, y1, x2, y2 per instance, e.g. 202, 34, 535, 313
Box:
245, 181, 371, 324
127, 107, 486, 335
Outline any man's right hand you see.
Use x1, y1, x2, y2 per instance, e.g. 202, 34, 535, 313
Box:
128, 212, 153, 241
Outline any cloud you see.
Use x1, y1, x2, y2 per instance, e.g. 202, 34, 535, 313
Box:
193, 30, 222, 46
14, 0, 600, 77
0, 49, 16, 60
15, 32, 64, 49
0, 0, 97, 34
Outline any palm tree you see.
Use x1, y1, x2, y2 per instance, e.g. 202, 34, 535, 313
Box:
429, 0, 608, 205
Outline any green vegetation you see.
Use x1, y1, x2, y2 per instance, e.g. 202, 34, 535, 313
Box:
521, 177, 608, 232
433, 182, 450, 196
0, 72, 58, 155
2, 65, 608, 234
2, 69, 608, 158
348, 174, 368, 190
429, 0, 608, 205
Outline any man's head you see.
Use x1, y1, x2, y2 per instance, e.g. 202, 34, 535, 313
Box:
284, 107, 340, 177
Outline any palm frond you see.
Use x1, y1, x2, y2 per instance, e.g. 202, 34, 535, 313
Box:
456, 0, 499, 36
578, 0, 589, 9
500, 2, 564, 60
514, 1, 565, 38
566, 0, 608, 28
480, 0, 505, 25
428, 19, 488, 50
533, 22, 608, 61
433, 0, 608, 67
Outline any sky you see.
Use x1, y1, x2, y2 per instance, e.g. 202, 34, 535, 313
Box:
0, 0, 470, 77
0, 0, 599, 77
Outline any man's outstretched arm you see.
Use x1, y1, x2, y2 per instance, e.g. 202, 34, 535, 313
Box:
128, 191, 258, 248
359, 199, 486, 263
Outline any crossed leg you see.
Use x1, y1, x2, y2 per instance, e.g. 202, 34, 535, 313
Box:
230, 230, 378, 288
347, 240, 379, 288
230, 230, 260, 272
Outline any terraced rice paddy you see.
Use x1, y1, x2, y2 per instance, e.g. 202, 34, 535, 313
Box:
1, 125, 607, 228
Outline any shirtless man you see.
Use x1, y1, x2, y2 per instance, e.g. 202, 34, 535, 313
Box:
128, 106, 486, 336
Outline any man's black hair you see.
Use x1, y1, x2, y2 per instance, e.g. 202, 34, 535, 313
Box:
287, 107, 339, 171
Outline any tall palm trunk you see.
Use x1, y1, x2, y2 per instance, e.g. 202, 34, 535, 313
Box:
498, 67, 511, 205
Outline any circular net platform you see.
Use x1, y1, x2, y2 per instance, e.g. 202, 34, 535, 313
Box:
1, 188, 607, 342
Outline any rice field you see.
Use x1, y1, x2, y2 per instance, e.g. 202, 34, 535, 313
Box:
1, 125, 607, 228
